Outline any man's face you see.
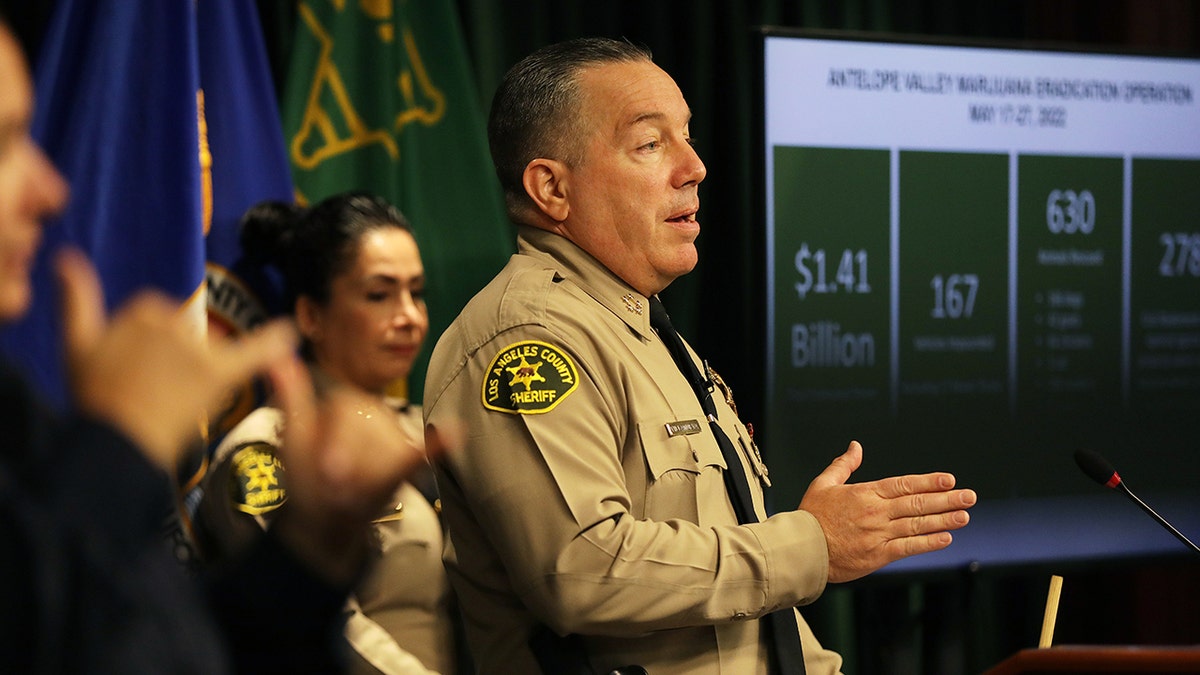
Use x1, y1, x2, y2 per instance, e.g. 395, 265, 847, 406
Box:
0, 27, 67, 322
558, 59, 706, 297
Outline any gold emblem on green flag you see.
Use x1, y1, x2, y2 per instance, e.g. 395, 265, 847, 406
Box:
290, 2, 446, 170
282, 0, 515, 405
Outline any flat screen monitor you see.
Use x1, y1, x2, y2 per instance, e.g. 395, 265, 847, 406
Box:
758, 29, 1200, 571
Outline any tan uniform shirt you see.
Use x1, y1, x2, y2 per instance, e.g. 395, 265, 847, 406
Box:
423, 227, 843, 674
199, 404, 454, 675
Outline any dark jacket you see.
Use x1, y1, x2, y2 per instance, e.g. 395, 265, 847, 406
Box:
0, 361, 351, 673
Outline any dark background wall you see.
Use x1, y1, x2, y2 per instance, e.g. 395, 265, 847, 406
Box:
4, 1, 1198, 673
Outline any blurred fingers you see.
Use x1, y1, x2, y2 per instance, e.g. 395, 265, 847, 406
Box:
269, 353, 317, 456
322, 388, 425, 482
54, 248, 106, 368
423, 420, 463, 465
212, 319, 298, 391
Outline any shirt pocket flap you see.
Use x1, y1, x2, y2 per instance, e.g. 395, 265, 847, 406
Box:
637, 415, 727, 480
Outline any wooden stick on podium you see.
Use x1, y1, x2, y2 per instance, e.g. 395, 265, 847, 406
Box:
1038, 575, 1064, 648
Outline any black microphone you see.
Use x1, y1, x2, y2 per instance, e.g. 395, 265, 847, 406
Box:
1074, 448, 1200, 556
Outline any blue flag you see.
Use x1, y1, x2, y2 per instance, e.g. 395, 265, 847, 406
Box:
198, 0, 295, 444
0, 0, 204, 409
0, 0, 295, 565
0, 0, 294, 417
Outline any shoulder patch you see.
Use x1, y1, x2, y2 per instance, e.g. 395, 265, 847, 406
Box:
482, 340, 579, 414
228, 443, 287, 515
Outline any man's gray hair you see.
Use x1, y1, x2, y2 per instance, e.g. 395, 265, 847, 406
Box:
487, 37, 653, 223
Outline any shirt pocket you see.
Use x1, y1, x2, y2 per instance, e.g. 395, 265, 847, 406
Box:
637, 414, 727, 522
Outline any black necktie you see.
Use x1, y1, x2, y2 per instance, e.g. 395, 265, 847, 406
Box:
648, 296, 806, 675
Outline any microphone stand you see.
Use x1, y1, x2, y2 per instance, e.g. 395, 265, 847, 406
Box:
1116, 481, 1200, 556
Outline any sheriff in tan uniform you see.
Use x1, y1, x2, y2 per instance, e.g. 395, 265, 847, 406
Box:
427, 35, 975, 675
424, 227, 843, 675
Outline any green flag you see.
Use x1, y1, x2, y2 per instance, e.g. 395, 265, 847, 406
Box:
282, 0, 513, 401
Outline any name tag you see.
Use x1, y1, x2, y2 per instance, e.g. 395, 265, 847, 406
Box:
664, 419, 702, 437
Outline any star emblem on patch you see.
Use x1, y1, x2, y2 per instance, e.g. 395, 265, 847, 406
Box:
505, 355, 546, 390
482, 340, 580, 414
229, 443, 287, 515
243, 457, 278, 493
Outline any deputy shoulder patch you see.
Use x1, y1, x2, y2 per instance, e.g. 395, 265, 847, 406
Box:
482, 340, 579, 414
228, 443, 287, 515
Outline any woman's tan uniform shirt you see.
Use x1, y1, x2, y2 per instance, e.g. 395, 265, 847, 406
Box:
197, 404, 454, 675
423, 226, 843, 674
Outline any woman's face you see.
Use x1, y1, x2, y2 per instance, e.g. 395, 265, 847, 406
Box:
300, 227, 428, 395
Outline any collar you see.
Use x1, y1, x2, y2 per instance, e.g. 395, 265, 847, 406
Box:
305, 362, 397, 408
516, 225, 654, 340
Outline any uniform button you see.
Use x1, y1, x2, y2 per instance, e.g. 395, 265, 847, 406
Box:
732, 612, 749, 620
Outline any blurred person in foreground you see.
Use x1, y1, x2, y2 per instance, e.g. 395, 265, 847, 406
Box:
197, 193, 460, 674
423, 37, 977, 674
0, 17, 436, 673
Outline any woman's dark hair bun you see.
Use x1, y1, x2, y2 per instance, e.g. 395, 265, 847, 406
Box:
239, 200, 302, 265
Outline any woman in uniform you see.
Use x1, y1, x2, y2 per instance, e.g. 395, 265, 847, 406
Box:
196, 192, 456, 674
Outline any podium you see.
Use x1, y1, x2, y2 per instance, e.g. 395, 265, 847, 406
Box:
984, 645, 1200, 674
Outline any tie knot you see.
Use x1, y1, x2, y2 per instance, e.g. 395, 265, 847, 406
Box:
648, 295, 674, 334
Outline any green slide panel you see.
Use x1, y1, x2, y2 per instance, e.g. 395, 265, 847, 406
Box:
1130, 158, 1200, 413
769, 146, 890, 487
897, 151, 1009, 417
1015, 154, 1123, 416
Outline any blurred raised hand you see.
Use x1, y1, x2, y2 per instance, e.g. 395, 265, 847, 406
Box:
265, 357, 448, 581
55, 247, 297, 471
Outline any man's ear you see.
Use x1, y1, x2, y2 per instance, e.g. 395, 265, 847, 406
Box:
521, 158, 570, 223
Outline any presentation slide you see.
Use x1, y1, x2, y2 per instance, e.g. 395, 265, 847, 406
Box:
760, 31, 1200, 569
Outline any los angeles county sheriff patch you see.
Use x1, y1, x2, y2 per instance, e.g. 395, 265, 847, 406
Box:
482, 340, 579, 414
229, 443, 287, 515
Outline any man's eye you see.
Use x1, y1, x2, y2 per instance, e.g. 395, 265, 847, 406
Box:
641, 140, 660, 151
